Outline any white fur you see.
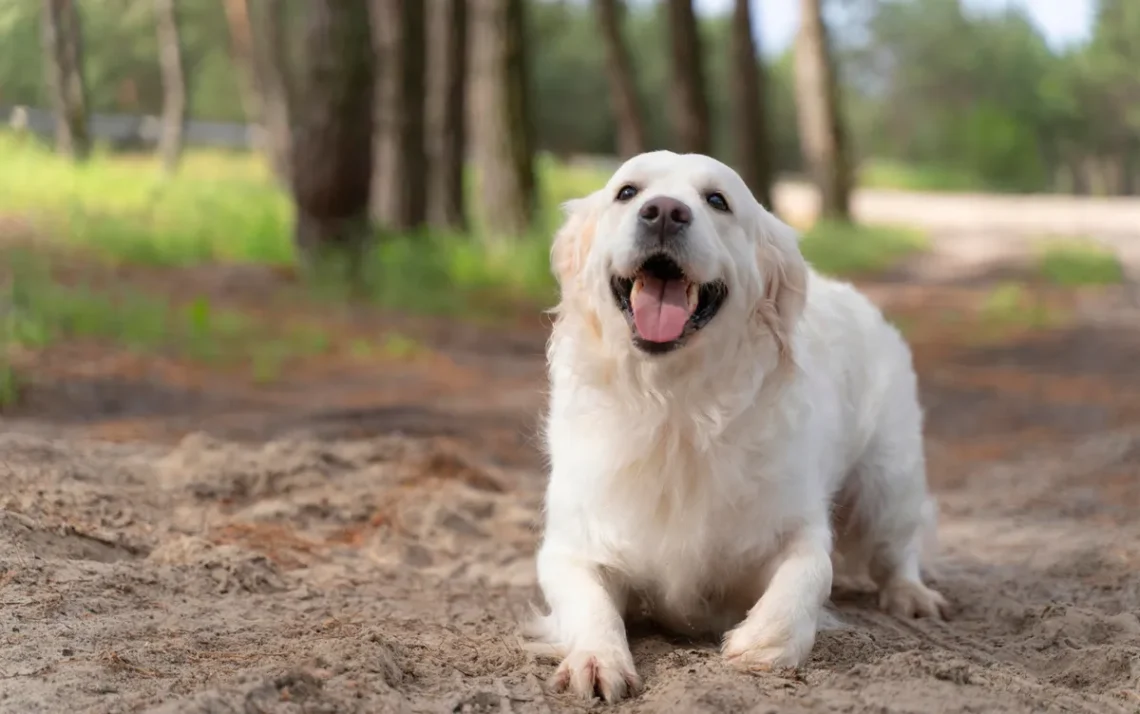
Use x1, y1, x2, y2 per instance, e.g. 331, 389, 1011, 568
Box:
529, 152, 949, 702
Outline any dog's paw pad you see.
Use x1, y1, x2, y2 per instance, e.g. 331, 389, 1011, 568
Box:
549, 649, 642, 702
879, 579, 951, 620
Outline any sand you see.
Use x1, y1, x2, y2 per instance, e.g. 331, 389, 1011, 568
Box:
2, 356, 1139, 712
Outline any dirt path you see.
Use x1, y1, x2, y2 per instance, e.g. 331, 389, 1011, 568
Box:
2, 280, 1139, 713
776, 182, 1140, 287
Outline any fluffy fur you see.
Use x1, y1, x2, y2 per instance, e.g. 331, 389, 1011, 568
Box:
529, 151, 949, 702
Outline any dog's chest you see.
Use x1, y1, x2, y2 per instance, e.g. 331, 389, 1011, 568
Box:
592, 445, 783, 609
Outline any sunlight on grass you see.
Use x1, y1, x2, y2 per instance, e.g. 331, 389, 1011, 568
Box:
800, 220, 929, 277
0, 133, 292, 265
0, 132, 935, 321
0, 131, 575, 312
1034, 238, 1125, 287
858, 159, 987, 193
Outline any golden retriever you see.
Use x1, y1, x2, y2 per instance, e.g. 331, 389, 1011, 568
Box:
527, 151, 949, 702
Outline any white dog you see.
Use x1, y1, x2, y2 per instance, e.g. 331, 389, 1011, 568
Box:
527, 151, 950, 702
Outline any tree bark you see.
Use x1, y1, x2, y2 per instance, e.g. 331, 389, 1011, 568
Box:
291, 0, 375, 271
729, 0, 773, 208
425, 0, 468, 231
40, 0, 90, 161
594, 0, 646, 158
469, 0, 537, 243
794, 0, 852, 221
223, 0, 265, 153
255, 0, 296, 186
370, 0, 428, 231
665, 0, 710, 155
153, 0, 186, 174
223, 0, 295, 185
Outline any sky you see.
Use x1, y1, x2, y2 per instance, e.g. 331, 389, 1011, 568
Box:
692, 0, 1096, 56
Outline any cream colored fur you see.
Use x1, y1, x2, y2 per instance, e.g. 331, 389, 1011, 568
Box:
529, 151, 949, 702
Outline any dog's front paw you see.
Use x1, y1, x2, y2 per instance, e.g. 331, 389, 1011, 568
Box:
879, 578, 951, 620
721, 617, 816, 673
549, 648, 642, 703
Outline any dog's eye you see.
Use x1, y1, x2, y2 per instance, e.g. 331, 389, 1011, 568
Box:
705, 192, 731, 212
615, 185, 639, 202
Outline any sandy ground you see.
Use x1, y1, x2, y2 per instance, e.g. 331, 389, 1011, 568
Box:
775, 181, 1140, 288
3, 193, 1140, 712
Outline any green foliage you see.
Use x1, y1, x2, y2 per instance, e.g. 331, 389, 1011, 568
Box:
6, 0, 1138, 195
0, 247, 338, 402
1035, 238, 1125, 286
844, 0, 1062, 193
800, 220, 929, 277
858, 160, 988, 192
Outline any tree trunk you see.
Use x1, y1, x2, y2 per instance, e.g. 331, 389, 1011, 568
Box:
370, 0, 428, 231
255, 0, 296, 186
425, 0, 468, 231
223, 0, 265, 155
223, 0, 294, 185
469, 0, 537, 243
594, 0, 646, 158
291, 0, 375, 272
665, 0, 710, 155
794, 0, 852, 221
370, 0, 398, 226
40, 0, 90, 161
153, 0, 186, 175
729, 0, 773, 208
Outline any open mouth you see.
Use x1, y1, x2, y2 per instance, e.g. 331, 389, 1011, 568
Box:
610, 254, 728, 354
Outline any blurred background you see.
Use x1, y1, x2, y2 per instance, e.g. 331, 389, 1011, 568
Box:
2, 3, 1140, 710
1, 0, 1138, 438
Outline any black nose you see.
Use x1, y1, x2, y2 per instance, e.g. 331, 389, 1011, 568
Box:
638, 197, 692, 237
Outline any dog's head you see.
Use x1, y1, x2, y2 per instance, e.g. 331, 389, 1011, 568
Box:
551, 151, 807, 365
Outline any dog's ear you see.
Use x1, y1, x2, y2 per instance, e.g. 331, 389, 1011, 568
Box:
550, 191, 602, 288
754, 211, 808, 359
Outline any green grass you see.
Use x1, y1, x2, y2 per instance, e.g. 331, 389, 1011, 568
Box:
0, 132, 580, 314
0, 133, 938, 315
1034, 238, 1125, 287
0, 249, 336, 404
0, 133, 292, 265
800, 220, 929, 277
858, 159, 988, 193
979, 282, 1067, 331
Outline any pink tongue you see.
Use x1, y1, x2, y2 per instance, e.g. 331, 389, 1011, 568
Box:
632, 276, 693, 343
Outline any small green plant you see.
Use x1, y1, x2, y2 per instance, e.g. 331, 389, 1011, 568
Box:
1035, 238, 1125, 287
0, 364, 17, 406
381, 333, 421, 359
349, 338, 375, 359
0, 306, 16, 407
800, 220, 929, 277
980, 282, 1065, 331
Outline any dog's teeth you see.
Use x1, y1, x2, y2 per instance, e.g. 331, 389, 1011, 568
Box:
630, 278, 643, 303
686, 282, 699, 310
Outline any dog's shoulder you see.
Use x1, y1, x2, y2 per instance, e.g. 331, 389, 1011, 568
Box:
796, 267, 913, 375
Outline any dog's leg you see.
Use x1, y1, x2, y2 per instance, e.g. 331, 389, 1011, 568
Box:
532, 548, 641, 702
865, 491, 950, 619
722, 525, 833, 671
851, 418, 951, 619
